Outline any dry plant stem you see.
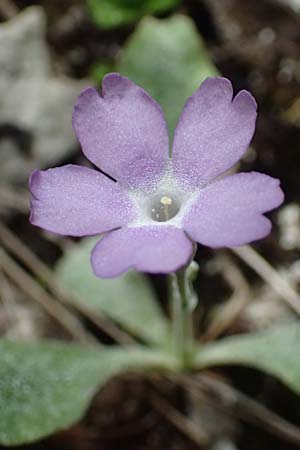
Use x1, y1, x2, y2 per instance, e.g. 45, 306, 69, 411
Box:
148, 387, 209, 447
0, 187, 28, 213
202, 254, 250, 341
0, 222, 135, 345
0, 270, 17, 308
0, 270, 17, 329
0, 247, 94, 343
179, 374, 300, 447
232, 245, 300, 316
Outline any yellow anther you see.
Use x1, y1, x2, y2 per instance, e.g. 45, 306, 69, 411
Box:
149, 194, 180, 222
160, 196, 173, 206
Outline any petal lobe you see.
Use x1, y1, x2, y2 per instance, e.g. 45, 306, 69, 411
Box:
29, 165, 136, 236
172, 77, 257, 190
73, 73, 169, 191
183, 172, 284, 248
91, 226, 193, 278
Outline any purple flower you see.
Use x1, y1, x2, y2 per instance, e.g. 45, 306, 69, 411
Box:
29, 73, 284, 278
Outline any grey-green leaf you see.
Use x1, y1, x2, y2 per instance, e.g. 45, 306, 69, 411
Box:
88, 0, 180, 29
0, 339, 175, 446
118, 15, 219, 136
56, 238, 170, 346
195, 322, 300, 394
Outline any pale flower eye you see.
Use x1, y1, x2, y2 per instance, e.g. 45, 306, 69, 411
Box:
149, 195, 180, 222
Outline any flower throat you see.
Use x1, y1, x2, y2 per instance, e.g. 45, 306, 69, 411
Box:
150, 195, 180, 222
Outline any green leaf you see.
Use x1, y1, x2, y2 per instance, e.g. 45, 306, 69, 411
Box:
195, 322, 300, 394
88, 0, 180, 29
56, 238, 170, 346
118, 15, 218, 136
0, 339, 175, 446
90, 62, 115, 85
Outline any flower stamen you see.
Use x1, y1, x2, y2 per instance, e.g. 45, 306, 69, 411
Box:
150, 195, 180, 222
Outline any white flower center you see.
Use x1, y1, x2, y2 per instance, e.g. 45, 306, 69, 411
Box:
127, 167, 197, 228
149, 194, 180, 222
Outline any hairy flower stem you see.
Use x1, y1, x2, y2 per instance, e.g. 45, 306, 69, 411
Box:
169, 261, 198, 369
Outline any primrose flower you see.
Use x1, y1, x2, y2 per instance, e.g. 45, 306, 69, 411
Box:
29, 73, 284, 278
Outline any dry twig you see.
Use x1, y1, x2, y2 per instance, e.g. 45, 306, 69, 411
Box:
0, 270, 17, 331
202, 254, 250, 341
180, 374, 300, 447
0, 246, 94, 343
0, 187, 28, 213
232, 245, 300, 316
0, 222, 136, 345
148, 387, 209, 447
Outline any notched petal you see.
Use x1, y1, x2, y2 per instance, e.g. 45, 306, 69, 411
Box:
72, 73, 169, 191
172, 77, 257, 190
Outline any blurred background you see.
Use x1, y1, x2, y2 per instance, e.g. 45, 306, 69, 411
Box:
0, 0, 300, 449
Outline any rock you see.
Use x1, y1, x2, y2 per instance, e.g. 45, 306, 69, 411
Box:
0, 6, 88, 183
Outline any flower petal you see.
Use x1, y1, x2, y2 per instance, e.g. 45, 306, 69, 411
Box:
91, 226, 193, 278
73, 73, 169, 191
29, 165, 136, 236
183, 172, 284, 247
172, 77, 257, 190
